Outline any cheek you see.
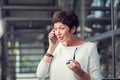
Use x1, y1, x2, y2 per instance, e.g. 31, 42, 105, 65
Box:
64, 31, 71, 38
55, 30, 65, 35
62, 31, 69, 36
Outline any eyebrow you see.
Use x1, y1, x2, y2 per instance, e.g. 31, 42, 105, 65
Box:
73, 47, 78, 60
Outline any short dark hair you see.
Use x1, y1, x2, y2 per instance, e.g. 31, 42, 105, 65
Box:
52, 10, 79, 30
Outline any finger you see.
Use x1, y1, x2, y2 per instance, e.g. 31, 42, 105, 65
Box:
66, 61, 76, 69
69, 60, 81, 70
50, 29, 55, 34
67, 63, 78, 72
70, 60, 80, 66
67, 63, 73, 69
48, 34, 54, 39
69, 60, 76, 66
48, 31, 55, 39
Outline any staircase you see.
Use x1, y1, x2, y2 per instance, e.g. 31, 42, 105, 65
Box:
1, 0, 61, 80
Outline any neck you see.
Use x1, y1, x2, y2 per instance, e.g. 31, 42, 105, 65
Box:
63, 35, 85, 46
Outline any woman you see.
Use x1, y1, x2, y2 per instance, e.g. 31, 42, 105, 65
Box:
36, 10, 103, 80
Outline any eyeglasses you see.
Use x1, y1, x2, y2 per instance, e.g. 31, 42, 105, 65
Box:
66, 47, 78, 64
73, 47, 78, 60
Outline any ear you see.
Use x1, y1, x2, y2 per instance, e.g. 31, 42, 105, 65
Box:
71, 26, 76, 34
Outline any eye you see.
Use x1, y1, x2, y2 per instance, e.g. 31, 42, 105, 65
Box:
59, 27, 64, 30
53, 27, 65, 31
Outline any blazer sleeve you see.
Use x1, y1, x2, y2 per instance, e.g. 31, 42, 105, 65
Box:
36, 60, 50, 79
36, 43, 61, 79
88, 44, 103, 80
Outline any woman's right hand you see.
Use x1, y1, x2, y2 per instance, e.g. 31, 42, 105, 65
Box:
47, 29, 59, 54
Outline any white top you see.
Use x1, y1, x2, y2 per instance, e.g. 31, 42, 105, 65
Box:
36, 42, 103, 80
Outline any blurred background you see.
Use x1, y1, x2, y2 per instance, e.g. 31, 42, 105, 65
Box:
0, 0, 120, 80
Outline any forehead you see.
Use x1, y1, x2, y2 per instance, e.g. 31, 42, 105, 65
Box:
53, 22, 68, 28
54, 22, 63, 26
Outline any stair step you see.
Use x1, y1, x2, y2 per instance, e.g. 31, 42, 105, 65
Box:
16, 73, 36, 77
2, 6, 61, 11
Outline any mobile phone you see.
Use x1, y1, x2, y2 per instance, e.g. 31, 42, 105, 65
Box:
50, 34, 57, 44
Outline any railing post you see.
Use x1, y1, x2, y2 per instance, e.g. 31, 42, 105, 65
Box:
110, 0, 116, 78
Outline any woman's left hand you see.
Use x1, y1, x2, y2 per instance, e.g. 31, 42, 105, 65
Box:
66, 59, 82, 73
66, 59, 90, 80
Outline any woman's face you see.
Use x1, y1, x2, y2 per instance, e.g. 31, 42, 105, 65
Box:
53, 22, 73, 43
